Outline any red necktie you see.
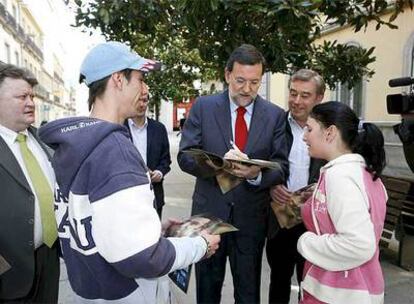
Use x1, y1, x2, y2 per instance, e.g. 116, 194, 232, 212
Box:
235, 107, 248, 151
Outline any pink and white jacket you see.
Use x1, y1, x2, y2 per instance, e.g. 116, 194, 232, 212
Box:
297, 154, 387, 304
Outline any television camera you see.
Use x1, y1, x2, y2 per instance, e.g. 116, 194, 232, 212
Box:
387, 77, 414, 114
387, 77, 414, 172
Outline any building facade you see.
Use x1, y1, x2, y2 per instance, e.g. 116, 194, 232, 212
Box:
268, 8, 414, 178
0, 0, 76, 126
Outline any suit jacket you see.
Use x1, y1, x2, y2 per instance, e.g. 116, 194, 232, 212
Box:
267, 111, 326, 238
0, 126, 54, 299
178, 90, 289, 253
125, 118, 171, 209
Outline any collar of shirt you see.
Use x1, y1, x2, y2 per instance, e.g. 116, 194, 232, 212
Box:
228, 93, 255, 139
128, 117, 148, 131
0, 124, 29, 145
228, 93, 254, 117
287, 112, 305, 130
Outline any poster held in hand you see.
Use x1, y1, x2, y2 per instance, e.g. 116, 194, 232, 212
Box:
182, 148, 281, 193
165, 214, 238, 293
271, 183, 317, 229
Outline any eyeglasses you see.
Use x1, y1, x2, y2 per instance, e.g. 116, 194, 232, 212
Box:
230, 75, 261, 89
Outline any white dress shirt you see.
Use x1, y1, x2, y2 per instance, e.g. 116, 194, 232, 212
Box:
286, 113, 310, 192
128, 118, 148, 165
0, 124, 56, 249
127, 118, 164, 180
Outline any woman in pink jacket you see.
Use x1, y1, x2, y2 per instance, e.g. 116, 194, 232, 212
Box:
298, 101, 387, 304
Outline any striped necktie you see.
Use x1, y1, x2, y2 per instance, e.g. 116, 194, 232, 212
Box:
16, 133, 57, 248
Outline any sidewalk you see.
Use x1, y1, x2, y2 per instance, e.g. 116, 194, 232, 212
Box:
58, 132, 414, 303
167, 133, 414, 304
380, 249, 414, 303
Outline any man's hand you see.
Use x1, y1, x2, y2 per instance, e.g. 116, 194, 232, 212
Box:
161, 217, 182, 236
150, 170, 163, 183
270, 185, 292, 204
223, 148, 260, 179
230, 163, 261, 179
224, 148, 249, 161
300, 189, 314, 202
200, 230, 221, 258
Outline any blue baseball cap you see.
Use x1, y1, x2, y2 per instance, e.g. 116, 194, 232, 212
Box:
79, 41, 161, 86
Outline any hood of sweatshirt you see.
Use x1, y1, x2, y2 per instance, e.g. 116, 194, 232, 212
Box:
38, 117, 130, 196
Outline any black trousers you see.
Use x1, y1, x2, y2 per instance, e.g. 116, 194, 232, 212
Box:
266, 224, 306, 304
0, 243, 60, 304
195, 232, 265, 304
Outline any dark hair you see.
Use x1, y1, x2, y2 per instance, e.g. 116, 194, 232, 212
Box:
86, 69, 134, 111
0, 62, 38, 88
310, 101, 386, 180
289, 69, 326, 95
225, 44, 266, 75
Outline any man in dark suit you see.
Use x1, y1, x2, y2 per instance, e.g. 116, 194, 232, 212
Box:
178, 44, 289, 303
0, 63, 59, 302
125, 83, 171, 217
266, 69, 326, 304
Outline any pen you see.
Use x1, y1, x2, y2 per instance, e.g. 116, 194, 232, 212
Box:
230, 140, 241, 152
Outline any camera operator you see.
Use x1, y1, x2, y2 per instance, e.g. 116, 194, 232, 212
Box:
387, 76, 414, 172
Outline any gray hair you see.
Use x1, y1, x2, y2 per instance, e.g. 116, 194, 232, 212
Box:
289, 69, 325, 95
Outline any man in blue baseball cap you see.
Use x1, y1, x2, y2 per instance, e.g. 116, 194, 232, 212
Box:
39, 41, 220, 303
79, 41, 162, 112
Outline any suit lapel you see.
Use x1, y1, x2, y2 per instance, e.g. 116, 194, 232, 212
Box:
213, 91, 232, 151
0, 134, 32, 193
245, 97, 267, 154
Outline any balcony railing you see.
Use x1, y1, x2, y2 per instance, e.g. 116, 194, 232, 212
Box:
0, 3, 7, 20
17, 24, 25, 37
54, 72, 64, 84
26, 36, 43, 60
34, 84, 48, 100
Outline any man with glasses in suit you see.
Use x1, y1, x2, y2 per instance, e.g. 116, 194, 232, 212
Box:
178, 44, 288, 303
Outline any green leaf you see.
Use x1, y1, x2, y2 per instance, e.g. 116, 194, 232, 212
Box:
73, 0, 405, 101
